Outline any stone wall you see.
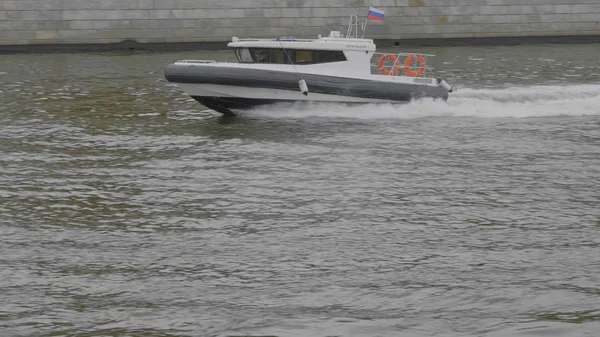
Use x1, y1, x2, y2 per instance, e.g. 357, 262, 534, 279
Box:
1, 0, 600, 46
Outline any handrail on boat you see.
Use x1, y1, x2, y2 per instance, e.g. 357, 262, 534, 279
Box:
234, 37, 317, 42
371, 52, 436, 77
177, 60, 217, 64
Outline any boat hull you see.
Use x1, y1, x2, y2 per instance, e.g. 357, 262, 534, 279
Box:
182, 82, 400, 114
191, 96, 390, 115
165, 63, 448, 114
192, 96, 296, 114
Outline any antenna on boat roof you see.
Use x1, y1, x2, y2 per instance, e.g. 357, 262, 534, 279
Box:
346, 14, 364, 39
346, 6, 384, 39
346, 13, 371, 39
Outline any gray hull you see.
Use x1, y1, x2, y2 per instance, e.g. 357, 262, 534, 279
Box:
165, 63, 448, 113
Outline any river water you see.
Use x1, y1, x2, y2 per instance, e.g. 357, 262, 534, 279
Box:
1, 43, 600, 337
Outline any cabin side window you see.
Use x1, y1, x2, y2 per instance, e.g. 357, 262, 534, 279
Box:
249, 48, 293, 64
237, 48, 347, 64
288, 50, 347, 64
270, 49, 288, 64
294, 50, 314, 64
316, 50, 347, 63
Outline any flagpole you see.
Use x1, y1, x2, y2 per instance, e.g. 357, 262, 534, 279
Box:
362, 12, 369, 38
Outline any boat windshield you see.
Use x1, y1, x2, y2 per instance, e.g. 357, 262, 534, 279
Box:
234, 47, 346, 64
235, 48, 254, 63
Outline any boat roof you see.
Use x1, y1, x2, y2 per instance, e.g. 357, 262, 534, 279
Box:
227, 31, 376, 52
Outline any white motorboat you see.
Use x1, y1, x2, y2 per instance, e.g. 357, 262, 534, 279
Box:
165, 15, 453, 115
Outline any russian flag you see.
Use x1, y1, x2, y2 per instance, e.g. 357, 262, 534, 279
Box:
367, 6, 385, 21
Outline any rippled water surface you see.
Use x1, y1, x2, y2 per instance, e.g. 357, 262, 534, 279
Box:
1, 44, 600, 337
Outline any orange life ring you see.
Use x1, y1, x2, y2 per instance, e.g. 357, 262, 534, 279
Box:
378, 54, 400, 75
403, 54, 426, 77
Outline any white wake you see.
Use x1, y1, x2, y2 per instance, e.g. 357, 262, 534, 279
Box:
245, 84, 600, 119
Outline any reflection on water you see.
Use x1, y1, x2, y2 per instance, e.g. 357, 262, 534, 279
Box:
1, 44, 600, 337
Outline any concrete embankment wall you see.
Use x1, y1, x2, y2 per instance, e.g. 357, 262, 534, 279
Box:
1, 0, 600, 48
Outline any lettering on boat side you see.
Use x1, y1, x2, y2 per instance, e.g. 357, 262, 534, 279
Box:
345, 44, 369, 48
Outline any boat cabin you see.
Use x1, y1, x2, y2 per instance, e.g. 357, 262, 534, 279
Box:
227, 31, 376, 67
225, 29, 435, 79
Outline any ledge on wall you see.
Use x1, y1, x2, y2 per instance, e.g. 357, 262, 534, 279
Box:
0, 39, 230, 54
377, 35, 600, 47
1, 35, 599, 54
